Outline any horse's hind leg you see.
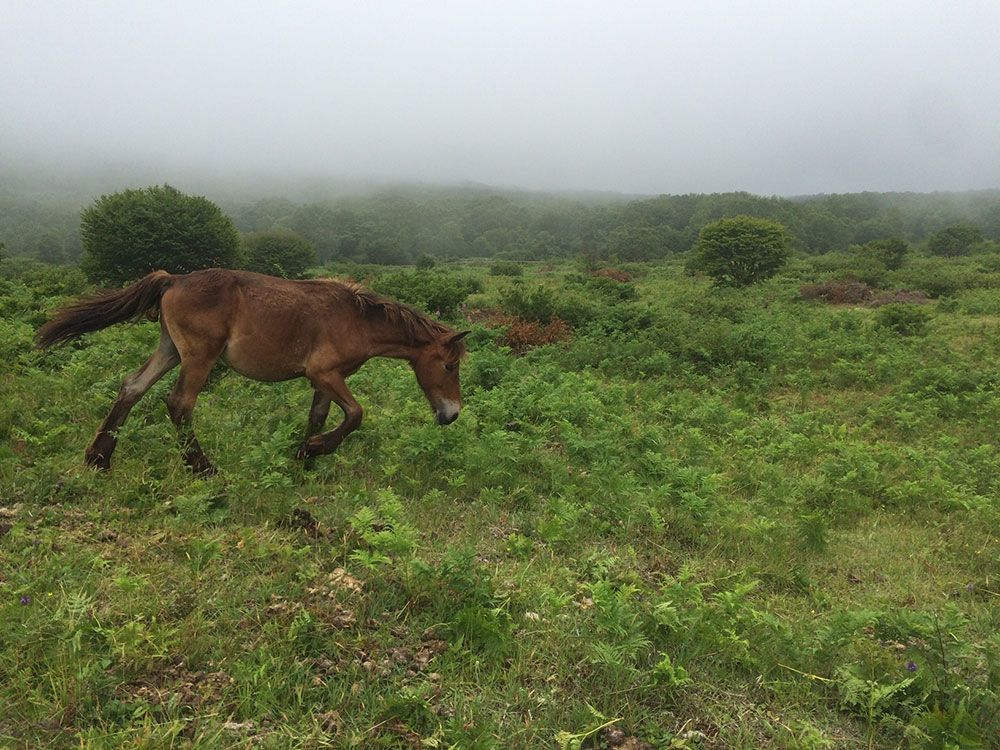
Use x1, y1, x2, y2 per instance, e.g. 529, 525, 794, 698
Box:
86, 329, 180, 470
166, 356, 218, 475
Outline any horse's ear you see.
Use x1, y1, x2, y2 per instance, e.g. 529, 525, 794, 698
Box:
447, 330, 471, 345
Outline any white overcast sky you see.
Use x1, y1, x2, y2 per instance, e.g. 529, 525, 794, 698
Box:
3, 0, 999, 196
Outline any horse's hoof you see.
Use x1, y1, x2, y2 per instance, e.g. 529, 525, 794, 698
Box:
85, 452, 111, 472
192, 462, 217, 477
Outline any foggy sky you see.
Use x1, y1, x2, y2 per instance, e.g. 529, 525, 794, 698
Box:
3, 0, 999, 197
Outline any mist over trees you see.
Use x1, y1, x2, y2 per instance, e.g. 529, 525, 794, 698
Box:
2, 171, 1000, 270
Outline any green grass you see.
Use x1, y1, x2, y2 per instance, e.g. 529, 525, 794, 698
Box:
1, 258, 998, 748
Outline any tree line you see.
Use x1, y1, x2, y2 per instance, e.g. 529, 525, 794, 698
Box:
2, 180, 999, 270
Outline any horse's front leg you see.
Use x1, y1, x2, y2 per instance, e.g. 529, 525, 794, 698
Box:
295, 373, 362, 460
304, 389, 332, 438
297, 389, 332, 468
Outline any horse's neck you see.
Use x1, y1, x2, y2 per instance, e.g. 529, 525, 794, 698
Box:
363, 316, 426, 361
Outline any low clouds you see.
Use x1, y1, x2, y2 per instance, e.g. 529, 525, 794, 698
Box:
3, 0, 998, 196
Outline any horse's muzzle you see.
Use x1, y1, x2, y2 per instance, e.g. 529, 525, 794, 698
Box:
435, 400, 461, 425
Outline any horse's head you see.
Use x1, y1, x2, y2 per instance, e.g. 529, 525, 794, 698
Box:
411, 330, 470, 425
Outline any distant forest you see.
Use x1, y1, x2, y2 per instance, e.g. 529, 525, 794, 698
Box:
2, 175, 999, 266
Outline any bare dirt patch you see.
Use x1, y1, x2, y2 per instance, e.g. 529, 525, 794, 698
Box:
121, 657, 233, 709
279, 507, 333, 539
868, 289, 930, 307
591, 268, 633, 282
800, 280, 874, 304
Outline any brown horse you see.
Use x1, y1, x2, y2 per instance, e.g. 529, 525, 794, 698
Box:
37, 268, 469, 474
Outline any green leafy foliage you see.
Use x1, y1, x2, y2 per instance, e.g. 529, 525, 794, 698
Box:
875, 303, 931, 336
368, 269, 476, 318
862, 236, 909, 270
693, 215, 794, 287
242, 229, 317, 278
488, 261, 524, 276
927, 224, 984, 257
3, 256, 999, 748
80, 184, 244, 285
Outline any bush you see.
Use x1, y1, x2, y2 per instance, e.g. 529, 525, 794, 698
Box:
498, 283, 602, 329
369, 270, 473, 317
692, 216, 793, 287
80, 184, 244, 285
243, 229, 317, 278
488, 315, 570, 354
875, 304, 931, 336
927, 225, 983, 257
415, 254, 436, 270
800, 280, 874, 304
591, 268, 632, 282
868, 237, 909, 270
888, 259, 981, 298
565, 273, 638, 302
489, 261, 523, 277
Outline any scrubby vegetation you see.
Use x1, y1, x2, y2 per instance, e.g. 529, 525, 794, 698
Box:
2, 248, 998, 748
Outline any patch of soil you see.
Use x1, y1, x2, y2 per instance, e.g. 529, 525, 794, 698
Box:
279, 508, 331, 539
868, 289, 930, 307
307, 567, 365, 597
357, 637, 450, 679
121, 657, 233, 709
464, 307, 502, 324
591, 268, 632, 282
95, 527, 131, 548
603, 727, 655, 749
800, 280, 875, 304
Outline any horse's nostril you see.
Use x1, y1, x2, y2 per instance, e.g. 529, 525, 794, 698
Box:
435, 399, 460, 426
436, 410, 459, 426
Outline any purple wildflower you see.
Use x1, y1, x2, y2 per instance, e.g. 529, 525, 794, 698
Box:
966, 583, 975, 591
19, 595, 30, 605
56, 480, 64, 490
905, 660, 917, 672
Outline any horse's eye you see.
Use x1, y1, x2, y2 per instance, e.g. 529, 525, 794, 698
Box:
444, 363, 455, 372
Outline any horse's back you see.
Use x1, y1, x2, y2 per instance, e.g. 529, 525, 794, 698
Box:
159, 269, 351, 382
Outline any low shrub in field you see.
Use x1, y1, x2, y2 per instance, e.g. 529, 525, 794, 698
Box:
368, 269, 476, 318
590, 268, 632, 282
488, 261, 523, 276
888, 259, 988, 298
565, 273, 638, 302
800, 280, 875, 304
488, 314, 570, 353
414, 253, 436, 270
499, 283, 601, 328
875, 303, 931, 336
955, 288, 1000, 315
868, 289, 930, 307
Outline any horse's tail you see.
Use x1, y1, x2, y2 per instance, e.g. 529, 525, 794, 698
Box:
37, 270, 174, 348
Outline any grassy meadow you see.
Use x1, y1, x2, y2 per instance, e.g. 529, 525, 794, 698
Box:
1, 255, 999, 748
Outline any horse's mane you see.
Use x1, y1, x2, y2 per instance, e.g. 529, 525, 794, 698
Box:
336, 281, 467, 359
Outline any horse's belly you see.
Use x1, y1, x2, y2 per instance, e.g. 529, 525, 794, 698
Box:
221, 342, 305, 382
